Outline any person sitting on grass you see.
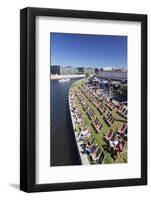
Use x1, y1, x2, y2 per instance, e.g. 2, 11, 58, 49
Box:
83, 142, 92, 155
77, 128, 90, 142
82, 142, 98, 155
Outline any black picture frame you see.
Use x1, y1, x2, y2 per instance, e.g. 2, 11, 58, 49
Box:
20, 7, 147, 192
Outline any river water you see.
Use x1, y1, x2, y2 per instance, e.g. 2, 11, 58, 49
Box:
50, 78, 81, 166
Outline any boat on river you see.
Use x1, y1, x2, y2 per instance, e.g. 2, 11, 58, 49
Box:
58, 78, 70, 83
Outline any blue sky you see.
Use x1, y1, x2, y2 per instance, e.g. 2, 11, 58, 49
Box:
50, 32, 127, 68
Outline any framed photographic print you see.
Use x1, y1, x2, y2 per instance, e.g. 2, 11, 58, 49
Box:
20, 7, 147, 192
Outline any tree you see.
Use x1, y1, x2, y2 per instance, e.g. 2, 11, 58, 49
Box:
85, 72, 89, 79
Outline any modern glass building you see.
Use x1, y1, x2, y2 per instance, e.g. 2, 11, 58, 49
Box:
50, 65, 61, 74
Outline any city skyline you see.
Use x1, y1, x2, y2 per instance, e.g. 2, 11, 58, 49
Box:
50, 32, 127, 68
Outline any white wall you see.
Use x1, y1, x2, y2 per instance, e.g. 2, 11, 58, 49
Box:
0, 0, 150, 199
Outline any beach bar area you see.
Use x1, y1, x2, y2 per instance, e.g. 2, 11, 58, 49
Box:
68, 78, 128, 165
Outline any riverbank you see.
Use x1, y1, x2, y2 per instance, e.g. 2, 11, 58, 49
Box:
69, 86, 90, 165
68, 79, 127, 165
51, 74, 85, 80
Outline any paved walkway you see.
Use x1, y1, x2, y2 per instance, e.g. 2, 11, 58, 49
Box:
69, 90, 90, 165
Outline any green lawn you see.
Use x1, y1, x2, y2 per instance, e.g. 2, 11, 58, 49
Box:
71, 79, 128, 164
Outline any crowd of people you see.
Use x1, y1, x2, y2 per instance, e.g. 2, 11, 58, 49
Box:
69, 81, 127, 164
69, 89, 105, 164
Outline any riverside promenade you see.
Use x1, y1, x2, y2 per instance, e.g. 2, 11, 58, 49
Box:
68, 79, 127, 164
68, 88, 90, 165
